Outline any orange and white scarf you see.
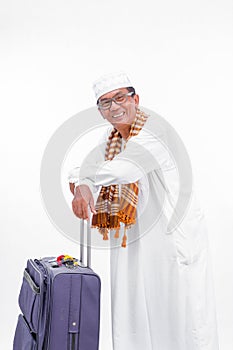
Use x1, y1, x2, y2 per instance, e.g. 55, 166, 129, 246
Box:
91, 108, 148, 247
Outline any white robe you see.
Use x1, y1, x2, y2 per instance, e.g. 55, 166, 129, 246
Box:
69, 123, 219, 350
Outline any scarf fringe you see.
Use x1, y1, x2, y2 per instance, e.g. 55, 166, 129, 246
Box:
91, 224, 128, 248
117, 211, 136, 226
122, 226, 127, 248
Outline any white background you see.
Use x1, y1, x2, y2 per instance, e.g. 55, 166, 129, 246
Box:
1, 0, 233, 349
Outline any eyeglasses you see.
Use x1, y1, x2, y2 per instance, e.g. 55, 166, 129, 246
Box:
97, 92, 134, 110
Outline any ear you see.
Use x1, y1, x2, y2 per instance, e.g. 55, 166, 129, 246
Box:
133, 94, 139, 108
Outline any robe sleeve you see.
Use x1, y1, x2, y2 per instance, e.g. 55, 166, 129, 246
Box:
68, 126, 112, 193
78, 129, 176, 190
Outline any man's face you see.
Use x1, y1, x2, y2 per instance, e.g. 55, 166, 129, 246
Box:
98, 88, 139, 128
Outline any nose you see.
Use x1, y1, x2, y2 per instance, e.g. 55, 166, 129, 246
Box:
109, 100, 119, 111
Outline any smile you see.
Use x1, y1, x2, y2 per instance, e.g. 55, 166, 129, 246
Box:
112, 112, 124, 119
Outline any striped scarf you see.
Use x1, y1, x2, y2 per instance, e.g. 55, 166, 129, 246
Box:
91, 108, 148, 247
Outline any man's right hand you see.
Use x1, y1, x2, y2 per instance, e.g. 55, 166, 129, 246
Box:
71, 184, 97, 220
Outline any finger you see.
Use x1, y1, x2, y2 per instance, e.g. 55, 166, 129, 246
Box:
89, 198, 97, 215
82, 204, 89, 220
72, 200, 83, 218
72, 206, 81, 219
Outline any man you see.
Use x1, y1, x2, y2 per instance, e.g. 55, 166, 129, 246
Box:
69, 72, 219, 350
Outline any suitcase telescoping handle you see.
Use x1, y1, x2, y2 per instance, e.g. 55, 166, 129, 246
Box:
80, 217, 91, 268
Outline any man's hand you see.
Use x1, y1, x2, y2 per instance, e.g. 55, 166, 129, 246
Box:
71, 184, 97, 220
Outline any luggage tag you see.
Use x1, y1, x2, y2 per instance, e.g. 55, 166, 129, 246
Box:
49, 255, 79, 269
63, 255, 79, 269
48, 255, 80, 268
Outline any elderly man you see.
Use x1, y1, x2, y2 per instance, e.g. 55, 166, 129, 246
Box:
69, 72, 219, 350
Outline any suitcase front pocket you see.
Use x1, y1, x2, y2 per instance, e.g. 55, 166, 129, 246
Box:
13, 314, 36, 350
18, 269, 41, 333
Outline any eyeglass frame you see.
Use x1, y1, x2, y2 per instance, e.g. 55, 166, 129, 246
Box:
97, 91, 135, 110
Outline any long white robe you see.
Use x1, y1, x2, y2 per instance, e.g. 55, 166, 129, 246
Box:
69, 122, 219, 350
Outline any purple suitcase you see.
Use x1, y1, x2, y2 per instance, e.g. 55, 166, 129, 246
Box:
13, 219, 101, 350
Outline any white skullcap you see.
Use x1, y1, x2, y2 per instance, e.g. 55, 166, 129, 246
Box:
93, 72, 132, 100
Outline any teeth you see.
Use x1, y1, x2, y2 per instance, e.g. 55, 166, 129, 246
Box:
112, 112, 124, 118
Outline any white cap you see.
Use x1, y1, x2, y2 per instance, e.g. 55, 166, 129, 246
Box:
93, 72, 132, 100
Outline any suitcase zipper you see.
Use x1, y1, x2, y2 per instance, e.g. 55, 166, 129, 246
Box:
33, 259, 51, 350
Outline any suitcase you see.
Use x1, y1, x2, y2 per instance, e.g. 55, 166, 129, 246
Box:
13, 219, 101, 350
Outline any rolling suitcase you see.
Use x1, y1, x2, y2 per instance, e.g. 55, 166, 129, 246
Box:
13, 219, 101, 350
